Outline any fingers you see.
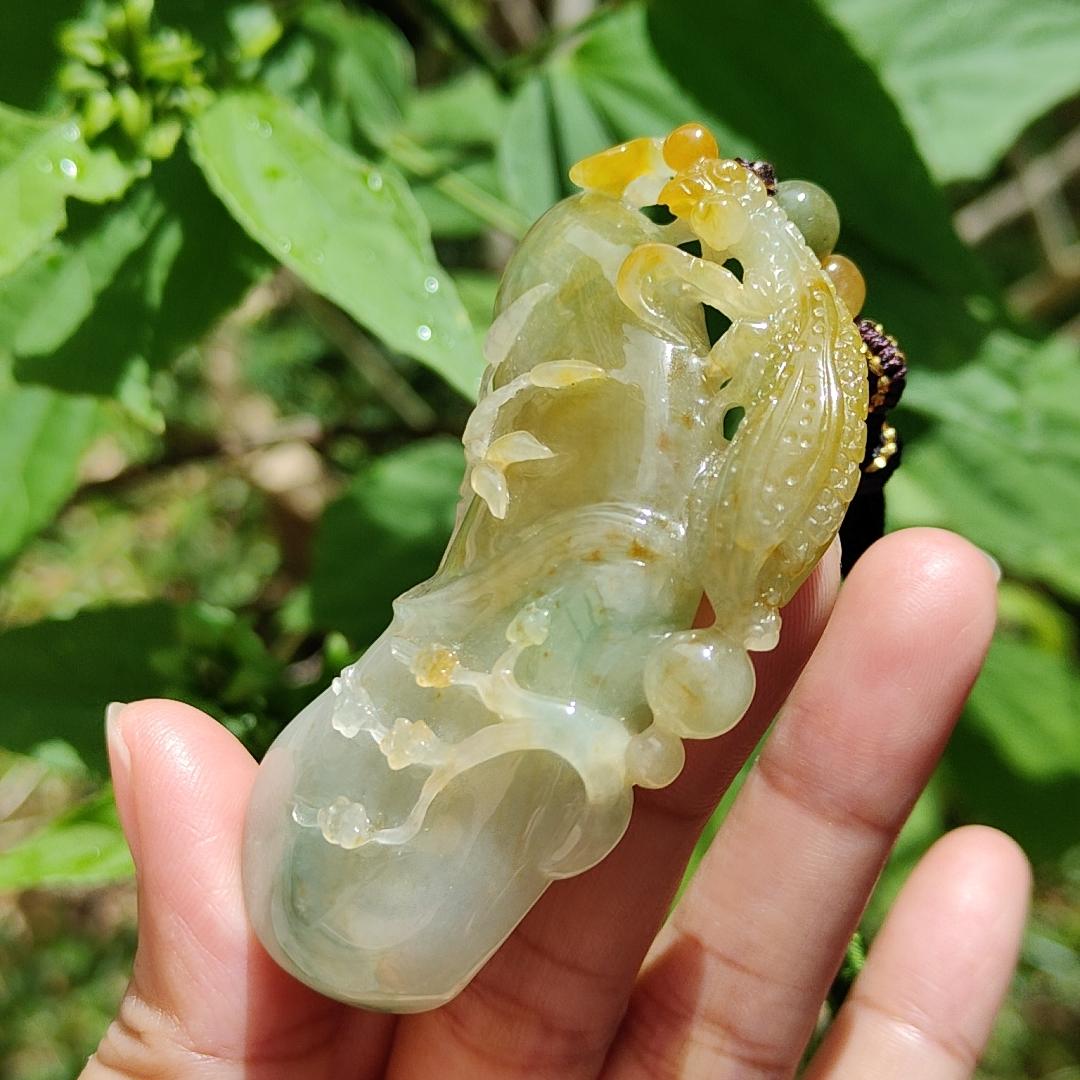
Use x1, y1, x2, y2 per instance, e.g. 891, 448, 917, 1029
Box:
605, 528, 999, 1079
390, 542, 841, 1080
85, 700, 393, 1080
804, 826, 1030, 1080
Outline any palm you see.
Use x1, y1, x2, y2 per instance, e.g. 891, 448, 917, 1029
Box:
86, 529, 1028, 1080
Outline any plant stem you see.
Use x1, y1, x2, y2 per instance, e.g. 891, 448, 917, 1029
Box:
294, 285, 438, 433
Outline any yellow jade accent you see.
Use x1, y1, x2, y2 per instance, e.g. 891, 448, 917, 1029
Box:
820, 252, 867, 317
243, 124, 869, 1013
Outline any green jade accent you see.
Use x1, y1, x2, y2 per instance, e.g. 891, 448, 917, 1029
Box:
775, 178, 841, 258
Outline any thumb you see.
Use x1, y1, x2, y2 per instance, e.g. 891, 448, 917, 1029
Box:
85, 699, 375, 1078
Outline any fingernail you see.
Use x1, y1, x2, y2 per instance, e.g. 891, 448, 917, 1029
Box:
980, 549, 1002, 583
105, 702, 131, 780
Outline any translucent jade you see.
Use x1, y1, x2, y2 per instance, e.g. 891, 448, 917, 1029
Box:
243, 123, 868, 1012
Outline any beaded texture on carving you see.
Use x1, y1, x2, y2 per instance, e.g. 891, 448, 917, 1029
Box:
241, 123, 868, 1013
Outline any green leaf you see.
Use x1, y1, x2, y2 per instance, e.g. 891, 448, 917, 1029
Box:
190, 89, 480, 397
646, 0, 985, 299
822, 0, 1080, 182
0, 366, 100, 565
0, 604, 182, 770
310, 438, 464, 645
967, 638, 1080, 782
547, 64, 613, 170
260, 5, 413, 151
3, 146, 266, 399
947, 709, 1080, 865
0, 104, 132, 277
404, 70, 506, 150
0, 788, 132, 890
497, 75, 561, 222
889, 332, 1080, 600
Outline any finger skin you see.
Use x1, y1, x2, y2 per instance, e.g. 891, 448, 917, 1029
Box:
606, 528, 999, 1080
85, 700, 394, 1080
804, 826, 1030, 1080
389, 543, 841, 1080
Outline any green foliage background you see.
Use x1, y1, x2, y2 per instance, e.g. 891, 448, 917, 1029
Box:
1, 1, 1078, 1075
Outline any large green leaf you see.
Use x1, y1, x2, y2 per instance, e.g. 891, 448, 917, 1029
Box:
310, 438, 464, 645
889, 332, 1080, 600
0, 366, 100, 565
190, 89, 481, 397
0, 788, 132, 890
3, 147, 266, 400
646, 0, 985, 299
823, 0, 1080, 182
497, 75, 561, 222
0, 104, 132, 277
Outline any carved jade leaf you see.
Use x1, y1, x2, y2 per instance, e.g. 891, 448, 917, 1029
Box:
243, 123, 869, 1011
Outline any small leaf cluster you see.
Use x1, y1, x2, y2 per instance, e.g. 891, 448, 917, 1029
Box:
58, 0, 211, 163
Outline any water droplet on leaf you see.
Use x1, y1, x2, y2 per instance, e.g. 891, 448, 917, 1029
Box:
416, 324, 432, 342
59, 157, 79, 179
424, 276, 439, 294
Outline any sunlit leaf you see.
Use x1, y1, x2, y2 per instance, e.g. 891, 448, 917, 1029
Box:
2, 148, 265, 399
0, 788, 132, 890
823, 0, 1080, 182
0, 104, 132, 277
968, 638, 1080, 781
889, 332, 1080, 600
191, 90, 481, 397
497, 75, 560, 222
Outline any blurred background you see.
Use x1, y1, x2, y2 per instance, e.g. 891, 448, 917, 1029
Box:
1, 1, 1078, 1076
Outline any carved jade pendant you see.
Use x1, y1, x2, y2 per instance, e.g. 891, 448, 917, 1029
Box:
243, 123, 868, 1011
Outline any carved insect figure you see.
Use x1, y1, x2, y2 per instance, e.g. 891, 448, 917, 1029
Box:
243, 123, 907, 1012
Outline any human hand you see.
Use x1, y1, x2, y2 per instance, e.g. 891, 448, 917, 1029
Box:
85, 528, 1029, 1079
